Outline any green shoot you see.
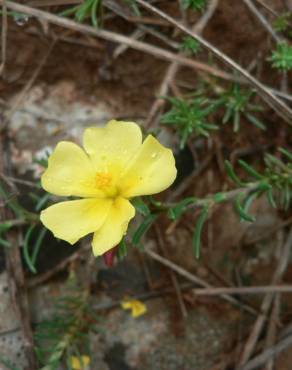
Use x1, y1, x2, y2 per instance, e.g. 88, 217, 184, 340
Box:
269, 42, 292, 71
182, 0, 207, 11
60, 0, 103, 27
180, 36, 201, 55
161, 96, 218, 148
273, 12, 292, 34
215, 84, 265, 132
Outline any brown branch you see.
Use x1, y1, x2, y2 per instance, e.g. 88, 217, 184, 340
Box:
136, 0, 292, 125
240, 334, 292, 370
0, 0, 7, 76
238, 227, 292, 367
0, 139, 37, 368
145, 0, 219, 129
192, 285, 292, 296
243, 0, 281, 42
0, 1, 235, 80
144, 248, 257, 316
154, 224, 188, 318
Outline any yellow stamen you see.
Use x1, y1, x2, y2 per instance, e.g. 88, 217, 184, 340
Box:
95, 172, 112, 188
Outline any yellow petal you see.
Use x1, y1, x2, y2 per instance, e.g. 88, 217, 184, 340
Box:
92, 197, 135, 256
42, 141, 104, 197
83, 120, 142, 174
40, 198, 111, 244
70, 355, 90, 370
121, 299, 147, 318
120, 135, 177, 198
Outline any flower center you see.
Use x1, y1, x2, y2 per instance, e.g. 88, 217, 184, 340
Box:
95, 172, 119, 198
95, 172, 112, 189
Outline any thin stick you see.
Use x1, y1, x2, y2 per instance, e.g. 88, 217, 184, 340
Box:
0, 1, 236, 79
144, 248, 257, 315
28, 245, 91, 287
145, 0, 218, 129
243, 0, 280, 42
238, 227, 292, 367
154, 224, 188, 318
136, 0, 292, 125
240, 334, 292, 370
192, 285, 292, 295
264, 294, 280, 370
0, 136, 37, 369
254, 0, 278, 17
0, 0, 7, 75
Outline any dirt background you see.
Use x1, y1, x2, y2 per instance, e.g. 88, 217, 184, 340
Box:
1, 0, 292, 369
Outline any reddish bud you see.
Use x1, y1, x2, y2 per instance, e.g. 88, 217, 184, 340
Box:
103, 247, 118, 267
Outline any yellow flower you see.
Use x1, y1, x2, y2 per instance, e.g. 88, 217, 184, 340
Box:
121, 299, 147, 318
40, 120, 177, 256
70, 355, 90, 370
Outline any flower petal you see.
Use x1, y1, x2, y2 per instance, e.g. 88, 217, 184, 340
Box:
120, 135, 177, 198
42, 142, 104, 197
40, 198, 111, 244
83, 120, 142, 173
92, 197, 135, 256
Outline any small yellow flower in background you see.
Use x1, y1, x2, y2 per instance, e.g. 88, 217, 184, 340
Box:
40, 120, 177, 256
70, 355, 90, 370
121, 299, 147, 318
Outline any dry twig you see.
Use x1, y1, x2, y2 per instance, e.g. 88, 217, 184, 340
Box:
136, 0, 292, 125
238, 227, 292, 367
144, 247, 257, 315
0, 0, 7, 75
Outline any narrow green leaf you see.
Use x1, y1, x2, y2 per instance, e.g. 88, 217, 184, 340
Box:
168, 197, 197, 220
117, 238, 128, 260
279, 147, 292, 161
31, 228, 47, 265
23, 225, 37, 274
192, 206, 209, 259
267, 188, 277, 208
245, 113, 266, 130
132, 214, 158, 246
0, 237, 11, 248
132, 197, 150, 216
36, 193, 51, 211
224, 160, 245, 186
238, 160, 264, 180
234, 193, 256, 222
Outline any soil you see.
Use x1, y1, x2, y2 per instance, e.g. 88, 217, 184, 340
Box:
1, 0, 292, 369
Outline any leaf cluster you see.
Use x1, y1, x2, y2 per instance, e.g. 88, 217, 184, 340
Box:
269, 42, 292, 72
180, 36, 202, 55
214, 84, 265, 132
273, 12, 292, 35
35, 277, 95, 369
161, 95, 218, 148
182, 0, 208, 11
60, 0, 103, 27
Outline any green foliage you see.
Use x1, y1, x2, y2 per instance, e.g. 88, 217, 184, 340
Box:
225, 148, 292, 219
117, 238, 128, 260
269, 42, 292, 71
180, 36, 201, 55
60, 0, 103, 27
182, 0, 208, 11
215, 84, 265, 132
192, 205, 209, 258
132, 213, 158, 247
161, 96, 218, 148
132, 197, 150, 216
168, 197, 197, 220
35, 276, 95, 369
273, 12, 292, 33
